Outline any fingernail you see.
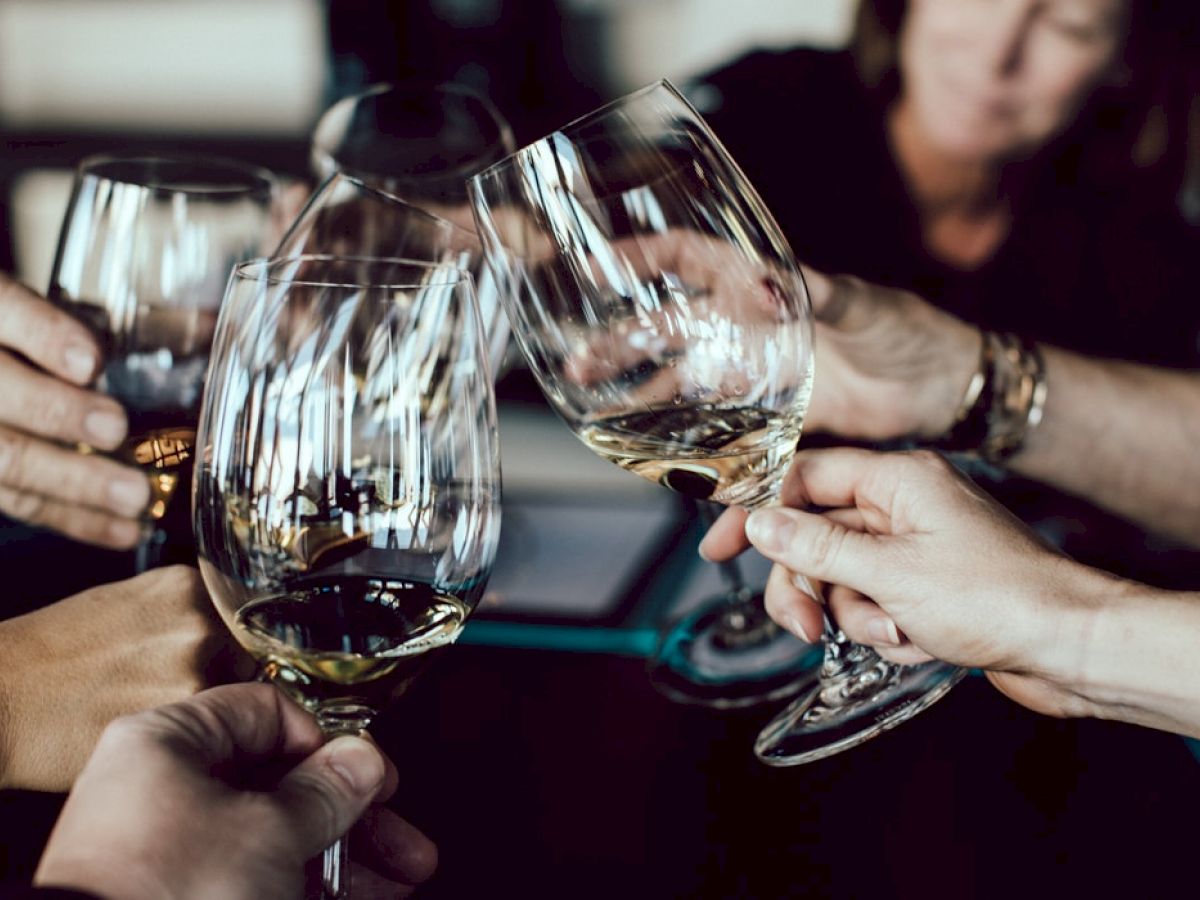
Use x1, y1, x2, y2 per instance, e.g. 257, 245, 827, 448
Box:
63, 344, 96, 383
84, 409, 126, 447
745, 509, 794, 553
326, 736, 384, 795
107, 519, 141, 548
783, 615, 812, 644
866, 618, 901, 647
108, 475, 150, 516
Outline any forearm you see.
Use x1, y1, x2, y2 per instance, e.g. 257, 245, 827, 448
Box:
1067, 577, 1200, 739
1009, 346, 1200, 547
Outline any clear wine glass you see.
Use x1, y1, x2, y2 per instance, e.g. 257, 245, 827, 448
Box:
274, 172, 510, 378
47, 154, 277, 571
469, 81, 964, 759
311, 80, 515, 207
194, 255, 500, 896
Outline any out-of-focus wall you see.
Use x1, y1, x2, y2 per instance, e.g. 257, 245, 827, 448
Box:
565, 0, 857, 92
0, 0, 327, 135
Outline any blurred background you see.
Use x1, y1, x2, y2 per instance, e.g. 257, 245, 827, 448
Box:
0, 0, 854, 289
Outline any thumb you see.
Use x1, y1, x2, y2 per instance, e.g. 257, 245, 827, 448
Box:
273, 735, 386, 859
745, 507, 884, 592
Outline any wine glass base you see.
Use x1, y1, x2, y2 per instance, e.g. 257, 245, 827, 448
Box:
754, 659, 967, 766
648, 595, 823, 710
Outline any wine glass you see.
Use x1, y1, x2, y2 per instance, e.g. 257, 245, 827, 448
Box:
469, 81, 964, 760
47, 154, 277, 571
274, 172, 510, 378
311, 81, 515, 207
194, 255, 500, 896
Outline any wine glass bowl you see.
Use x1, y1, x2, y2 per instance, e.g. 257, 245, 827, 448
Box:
274, 173, 511, 377
48, 153, 277, 567
470, 81, 818, 707
194, 255, 500, 729
311, 81, 516, 205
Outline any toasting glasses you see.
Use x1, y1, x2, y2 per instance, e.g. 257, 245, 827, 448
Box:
275, 172, 511, 377
469, 82, 964, 764
193, 256, 500, 895
48, 154, 277, 570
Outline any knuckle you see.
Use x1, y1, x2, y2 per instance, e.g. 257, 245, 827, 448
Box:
0, 427, 31, 488
0, 486, 46, 523
804, 519, 844, 573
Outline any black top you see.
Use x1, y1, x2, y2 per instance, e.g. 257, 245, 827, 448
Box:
695, 48, 1200, 586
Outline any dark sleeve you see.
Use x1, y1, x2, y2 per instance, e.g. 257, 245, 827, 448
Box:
0, 888, 101, 900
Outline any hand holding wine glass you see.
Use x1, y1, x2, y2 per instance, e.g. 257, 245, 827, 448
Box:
48, 155, 277, 570
471, 80, 963, 761
0, 272, 150, 547
194, 256, 499, 897
35, 683, 437, 900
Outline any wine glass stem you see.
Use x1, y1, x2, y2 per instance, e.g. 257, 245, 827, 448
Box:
318, 710, 374, 899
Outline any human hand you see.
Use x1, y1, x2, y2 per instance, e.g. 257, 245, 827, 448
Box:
700, 448, 1113, 719
801, 267, 982, 441
0, 273, 150, 548
35, 682, 438, 900
0, 566, 253, 792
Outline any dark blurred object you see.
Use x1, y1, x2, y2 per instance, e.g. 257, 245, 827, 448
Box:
325, 0, 606, 146
4, 650, 1199, 897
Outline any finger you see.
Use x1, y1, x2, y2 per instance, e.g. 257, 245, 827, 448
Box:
827, 586, 935, 665
274, 735, 387, 858
762, 562, 824, 644
745, 504, 888, 594
0, 423, 149, 514
141, 683, 326, 766
775, 446, 925, 517
0, 485, 142, 548
0, 351, 128, 449
351, 807, 438, 886
358, 733, 399, 803
799, 268, 882, 332
827, 584, 902, 647
698, 506, 749, 561
0, 275, 103, 384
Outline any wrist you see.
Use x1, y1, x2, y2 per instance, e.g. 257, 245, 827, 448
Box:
917, 319, 982, 439
1054, 575, 1200, 738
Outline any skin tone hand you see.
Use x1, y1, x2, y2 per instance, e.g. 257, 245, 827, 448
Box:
35, 682, 438, 900
701, 448, 1200, 738
799, 265, 980, 442
799, 265, 1200, 547
0, 273, 150, 548
0, 566, 254, 792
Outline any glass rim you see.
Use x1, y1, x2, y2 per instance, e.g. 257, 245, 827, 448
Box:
76, 152, 277, 197
320, 170, 479, 239
315, 80, 516, 183
234, 254, 474, 290
469, 79, 683, 187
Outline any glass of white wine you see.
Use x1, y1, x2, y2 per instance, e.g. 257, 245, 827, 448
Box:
193, 255, 500, 897
47, 154, 277, 570
469, 81, 964, 762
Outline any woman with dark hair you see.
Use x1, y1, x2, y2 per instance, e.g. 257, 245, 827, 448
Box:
695, 0, 1200, 587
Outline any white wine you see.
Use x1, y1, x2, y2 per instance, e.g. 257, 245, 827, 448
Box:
234, 574, 473, 712
578, 403, 803, 507
119, 424, 195, 520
